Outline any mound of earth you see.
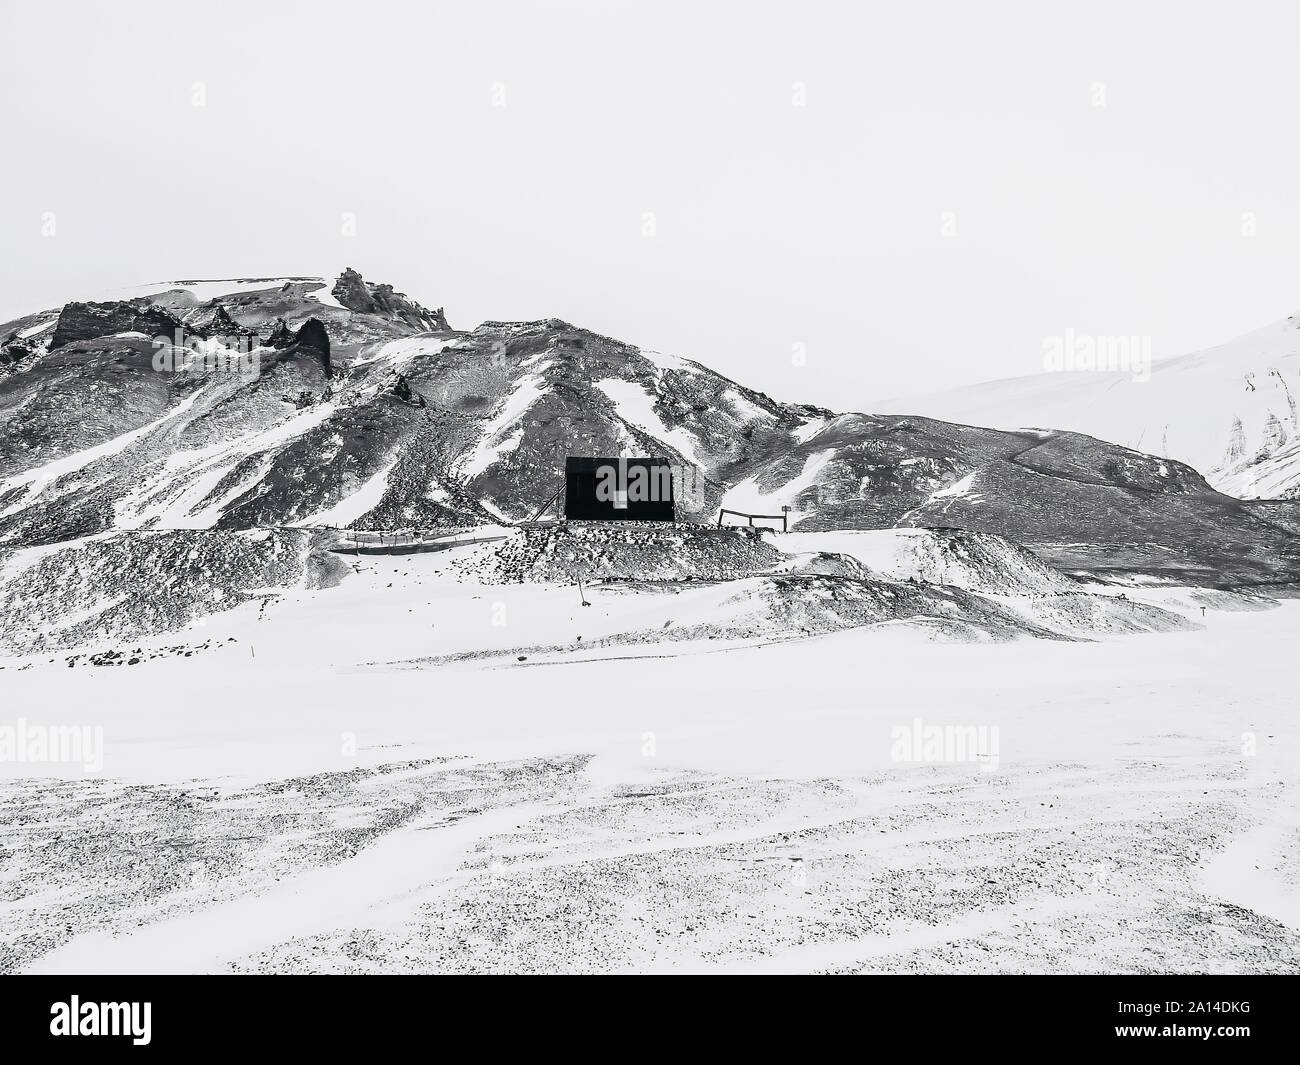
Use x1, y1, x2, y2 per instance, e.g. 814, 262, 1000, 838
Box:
775, 551, 872, 578
390, 566, 1198, 671
749, 574, 1066, 642
0, 529, 347, 656
441, 522, 784, 583
1007, 590, 1200, 637
1180, 587, 1283, 612
781, 527, 1075, 595
706, 573, 1192, 644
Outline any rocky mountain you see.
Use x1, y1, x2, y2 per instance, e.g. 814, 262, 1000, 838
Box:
716, 415, 1300, 584
1, 269, 1299, 589
876, 313, 1300, 501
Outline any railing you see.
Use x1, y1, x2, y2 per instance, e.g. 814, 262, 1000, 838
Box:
716, 508, 788, 532
319, 526, 494, 554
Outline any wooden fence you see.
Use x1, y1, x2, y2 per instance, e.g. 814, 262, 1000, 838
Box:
716, 508, 789, 532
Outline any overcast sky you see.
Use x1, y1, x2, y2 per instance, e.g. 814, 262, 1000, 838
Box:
4, 0, 1300, 408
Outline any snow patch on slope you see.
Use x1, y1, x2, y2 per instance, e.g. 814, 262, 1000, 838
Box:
0, 387, 213, 520
17, 320, 56, 339
296, 457, 399, 528
306, 277, 345, 310
594, 378, 699, 458
718, 448, 838, 524
139, 277, 327, 304
346, 336, 455, 384
114, 401, 340, 530
726, 389, 777, 426
793, 417, 830, 445
638, 348, 699, 375
932, 471, 978, 500
461, 369, 549, 479
899, 471, 984, 524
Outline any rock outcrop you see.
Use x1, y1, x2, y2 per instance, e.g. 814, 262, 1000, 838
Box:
49, 300, 183, 350
261, 317, 331, 377
263, 318, 295, 349
1, 334, 38, 369
331, 267, 450, 331
194, 304, 259, 343
292, 318, 331, 361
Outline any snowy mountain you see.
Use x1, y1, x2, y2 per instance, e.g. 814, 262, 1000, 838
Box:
875, 314, 1300, 500
3, 269, 1300, 589
0, 271, 830, 542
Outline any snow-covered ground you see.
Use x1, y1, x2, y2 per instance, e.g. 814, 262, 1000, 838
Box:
2, 537, 1298, 973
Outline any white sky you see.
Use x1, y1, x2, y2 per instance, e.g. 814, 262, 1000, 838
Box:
4, 0, 1300, 409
